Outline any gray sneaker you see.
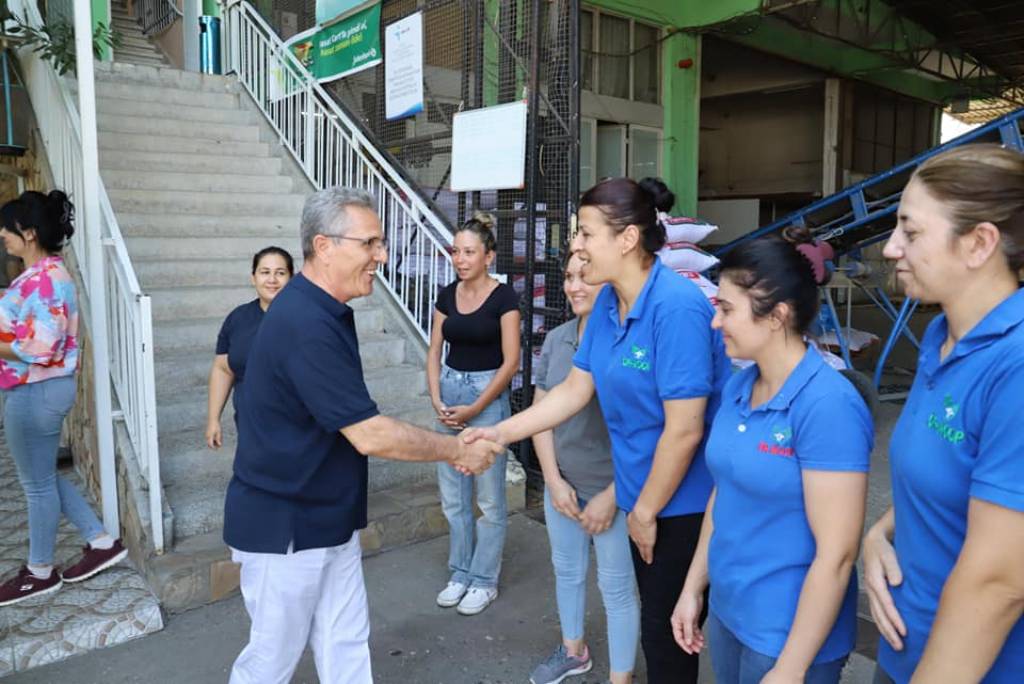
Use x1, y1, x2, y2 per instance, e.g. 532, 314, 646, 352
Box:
529, 644, 592, 684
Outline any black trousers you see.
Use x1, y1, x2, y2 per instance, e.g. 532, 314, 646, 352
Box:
630, 512, 707, 684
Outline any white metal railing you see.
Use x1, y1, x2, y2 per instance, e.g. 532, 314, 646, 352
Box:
222, 0, 455, 342
135, 0, 183, 35
13, 0, 164, 552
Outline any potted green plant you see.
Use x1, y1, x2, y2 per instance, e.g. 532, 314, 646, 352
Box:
0, 0, 120, 75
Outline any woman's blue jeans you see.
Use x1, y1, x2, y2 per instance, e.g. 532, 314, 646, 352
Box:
707, 611, 848, 684
543, 487, 640, 673
3, 376, 105, 566
436, 366, 510, 589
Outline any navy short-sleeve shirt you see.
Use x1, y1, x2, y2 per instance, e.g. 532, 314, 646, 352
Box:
223, 274, 379, 553
215, 298, 264, 413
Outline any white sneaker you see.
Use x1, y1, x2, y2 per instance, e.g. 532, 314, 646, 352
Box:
436, 581, 468, 608
456, 586, 498, 615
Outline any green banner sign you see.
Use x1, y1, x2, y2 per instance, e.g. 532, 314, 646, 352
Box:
310, 2, 381, 82
280, 2, 380, 92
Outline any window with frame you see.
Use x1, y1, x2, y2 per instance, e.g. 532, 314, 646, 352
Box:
583, 8, 661, 104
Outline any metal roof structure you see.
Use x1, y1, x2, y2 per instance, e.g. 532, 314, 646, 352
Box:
881, 0, 1024, 122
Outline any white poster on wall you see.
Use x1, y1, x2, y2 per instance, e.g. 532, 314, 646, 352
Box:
450, 101, 528, 192
384, 12, 424, 121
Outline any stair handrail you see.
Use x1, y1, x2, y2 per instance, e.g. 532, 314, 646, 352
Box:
12, 0, 164, 552
134, 0, 184, 36
221, 0, 455, 342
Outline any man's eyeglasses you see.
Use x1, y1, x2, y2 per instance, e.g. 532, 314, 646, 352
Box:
329, 235, 389, 253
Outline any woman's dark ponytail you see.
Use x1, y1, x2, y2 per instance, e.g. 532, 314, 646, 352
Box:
48, 190, 75, 244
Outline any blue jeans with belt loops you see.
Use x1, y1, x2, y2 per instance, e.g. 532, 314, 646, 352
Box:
436, 366, 510, 589
3, 376, 105, 566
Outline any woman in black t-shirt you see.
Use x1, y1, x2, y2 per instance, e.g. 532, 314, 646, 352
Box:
427, 212, 521, 616
205, 246, 294, 449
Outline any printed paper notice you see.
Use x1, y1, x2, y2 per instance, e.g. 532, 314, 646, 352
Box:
384, 12, 424, 120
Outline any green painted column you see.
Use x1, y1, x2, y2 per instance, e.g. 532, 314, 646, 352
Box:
482, 0, 499, 105
92, 0, 111, 61
662, 32, 701, 216
203, 0, 221, 17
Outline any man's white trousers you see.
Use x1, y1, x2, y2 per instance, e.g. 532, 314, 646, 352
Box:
229, 531, 372, 684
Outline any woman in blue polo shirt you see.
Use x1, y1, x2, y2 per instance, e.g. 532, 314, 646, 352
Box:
670, 231, 872, 684
205, 246, 294, 449
466, 177, 731, 683
863, 144, 1024, 683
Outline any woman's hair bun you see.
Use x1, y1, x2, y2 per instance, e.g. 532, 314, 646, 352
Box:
782, 226, 833, 285
47, 190, 75, 239
780, 225, 814, 246
471, 210, 496, 232
638, 177, 675, 214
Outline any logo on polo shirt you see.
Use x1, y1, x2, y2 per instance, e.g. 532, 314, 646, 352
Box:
927, 393, 965, 445
758, 424, 794, 457
621, 345, 651, 372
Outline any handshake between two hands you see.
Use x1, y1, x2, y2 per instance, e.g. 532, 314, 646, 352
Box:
451, 426, 504, 476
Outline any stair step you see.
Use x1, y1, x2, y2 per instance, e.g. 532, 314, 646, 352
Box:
155, 362, 425, 435
99, 114, 260, 142
108, 189, 306, 217
115, 37, 161, 51
152, 328, 406, 398
150, 311, 404, 366
101, 150, 282, 175
135, 257, 293, 288
127, 235, 303, 260
148, 282, 373, 322
104, 169, 293, 195
93, 63, 236, 92
115, 57, 169, 68
99, 131, 268, 156
147, 284, 382, 324
95, 81, 239, 109
97, 98, 252, 125
117, 212, 296, 238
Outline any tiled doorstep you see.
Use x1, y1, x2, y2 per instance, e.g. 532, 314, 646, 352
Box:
0, 434, 163, 675
0, 568, 163, 674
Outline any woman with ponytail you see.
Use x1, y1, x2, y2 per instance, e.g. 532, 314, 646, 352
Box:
0, 191, 126, 607
464, 177, 731, 683
671, 230, 872, 684
428, 211, 521, 617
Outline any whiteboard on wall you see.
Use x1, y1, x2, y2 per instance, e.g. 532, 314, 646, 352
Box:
450, 101, 528, 192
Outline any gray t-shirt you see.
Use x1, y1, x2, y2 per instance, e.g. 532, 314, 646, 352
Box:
535, 318, 614, 501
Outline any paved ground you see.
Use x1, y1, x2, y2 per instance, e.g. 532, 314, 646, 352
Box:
9, 514, 880, 684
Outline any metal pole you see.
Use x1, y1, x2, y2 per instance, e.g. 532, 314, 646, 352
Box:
74, 0, 120, 534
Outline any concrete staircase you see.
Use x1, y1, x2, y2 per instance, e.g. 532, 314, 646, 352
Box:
83, 63, 520, 611
110, 0, 170, 68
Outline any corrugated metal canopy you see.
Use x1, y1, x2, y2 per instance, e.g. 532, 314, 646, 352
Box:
883, 0, 1024, 122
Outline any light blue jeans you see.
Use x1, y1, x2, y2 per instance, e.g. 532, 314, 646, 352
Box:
3, 376, 105, 566
544, 487, 640, 673
707, 611, 848, 684
436, 366, 509, 589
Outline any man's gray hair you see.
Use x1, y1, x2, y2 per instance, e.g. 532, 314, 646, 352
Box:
300, 187, 376, 259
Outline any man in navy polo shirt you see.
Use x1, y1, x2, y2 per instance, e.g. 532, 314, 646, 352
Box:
225, 187, 503, 684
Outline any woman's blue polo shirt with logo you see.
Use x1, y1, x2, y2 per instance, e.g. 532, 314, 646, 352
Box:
878, 288, 1024, 683
705, 345, 872, 663
572, 258, 731, 516
223, 274, 380, 554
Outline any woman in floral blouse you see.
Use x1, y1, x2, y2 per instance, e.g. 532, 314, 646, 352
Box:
0, 191, 127, 607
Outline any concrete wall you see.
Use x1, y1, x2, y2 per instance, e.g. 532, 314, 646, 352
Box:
700, 86, 825, 199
